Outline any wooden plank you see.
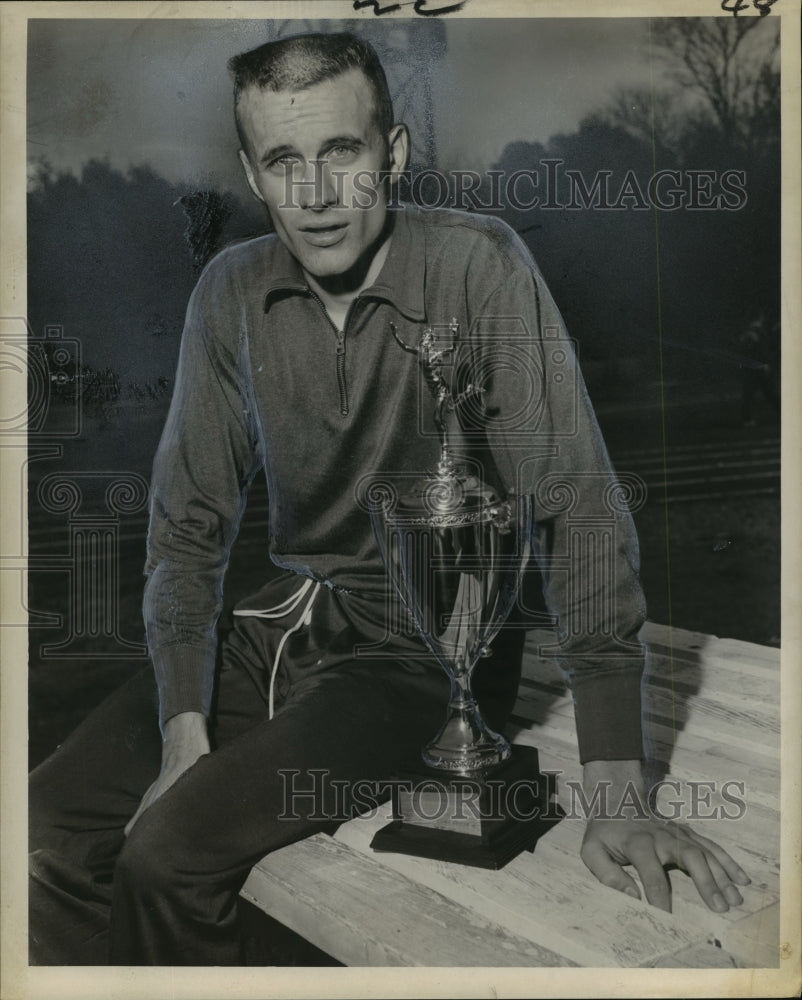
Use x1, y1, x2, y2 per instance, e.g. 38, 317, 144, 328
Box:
516, 688, 780, 758
644, 942, 740, 968
240, 623, 782, 968
520, 697, 780, 956
513, 674, 780, 754
333, 802, 780, 969
644, 725, 776, 798
515, 671, 781, 738
644, 901, 781, 969
513, 706, 779, 775
511, 627, 782, 883
640, 623, 781, 672
641, 654, 780, 710
642, 656, 779, 702
512, 686, 780, 773
241, 834, 573, 967
642, 688, 779, 749
523, 624, 781, 681
518, 650, 780, 725
714, 901, 781, 969
511, 704, 780, 812
334, 805, 712, 967
515, 727, 777, 831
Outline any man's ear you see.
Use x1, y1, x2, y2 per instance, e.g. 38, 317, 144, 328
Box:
238, 149, 266, 205
386, 124, 410, 180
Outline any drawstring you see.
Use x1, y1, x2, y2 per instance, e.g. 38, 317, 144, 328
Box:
233, 577, 316, 620
233, 578, 322, 719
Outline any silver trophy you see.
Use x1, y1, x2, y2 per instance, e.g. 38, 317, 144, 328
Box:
370, 321, 546, 867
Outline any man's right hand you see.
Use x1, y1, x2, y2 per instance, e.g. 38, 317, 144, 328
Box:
124, 712, 210, 836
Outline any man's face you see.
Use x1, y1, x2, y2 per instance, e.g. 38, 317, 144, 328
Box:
237, 68, 408, 282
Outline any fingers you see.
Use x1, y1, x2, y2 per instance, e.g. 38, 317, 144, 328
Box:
671, 842, 731, 912
703, 852, 744, 907
124, 757, 203, 838
124, 792, 152, 837
626, 833, 672, 911
656, 828, 745, 912
124, 780, 159, 837
580, 837, 641, 901
124, 805, 142, 838
581, 812, 751, 915
582, 819, 749, 915
681, 826, 751, 886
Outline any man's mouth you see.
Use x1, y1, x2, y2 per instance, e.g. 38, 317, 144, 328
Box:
299, 222, 349, 248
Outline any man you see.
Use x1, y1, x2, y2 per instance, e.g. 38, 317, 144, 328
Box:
29, 32, 749, 966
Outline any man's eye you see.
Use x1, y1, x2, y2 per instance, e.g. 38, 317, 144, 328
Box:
327, 145, 356, 160
267, 155, 297, 172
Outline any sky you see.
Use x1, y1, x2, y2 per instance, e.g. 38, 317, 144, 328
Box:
26, 16, 660, 195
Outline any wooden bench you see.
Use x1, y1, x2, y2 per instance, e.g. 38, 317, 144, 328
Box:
240, 623, 781, 968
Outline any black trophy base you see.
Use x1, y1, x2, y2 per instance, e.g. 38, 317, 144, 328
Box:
370, 745, 553, 870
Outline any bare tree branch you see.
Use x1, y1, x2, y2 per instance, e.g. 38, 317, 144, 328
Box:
647, 17, 779, 155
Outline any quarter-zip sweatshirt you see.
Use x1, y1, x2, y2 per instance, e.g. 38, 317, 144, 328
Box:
144, 205, 647, 763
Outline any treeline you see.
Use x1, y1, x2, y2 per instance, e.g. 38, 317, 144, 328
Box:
27, 161, 264, 395
27, 19, 779, 403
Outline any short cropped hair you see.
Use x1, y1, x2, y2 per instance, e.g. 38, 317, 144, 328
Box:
228, 32, 394, 153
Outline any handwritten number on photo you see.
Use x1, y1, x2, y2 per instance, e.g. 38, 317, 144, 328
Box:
722, 0, 751, 13
413, 0, 466, 14
353, 0, 466, 15
721, 0, 778, 15
353, 0, 402, 15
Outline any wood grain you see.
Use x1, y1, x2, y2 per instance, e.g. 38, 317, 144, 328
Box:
241, 623, 781, 968
241, 834, 574, 967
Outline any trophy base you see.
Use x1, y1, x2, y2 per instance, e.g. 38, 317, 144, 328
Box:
370, 745, 555, 870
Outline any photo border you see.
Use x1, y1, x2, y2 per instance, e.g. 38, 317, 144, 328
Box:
1, 1, 800, 997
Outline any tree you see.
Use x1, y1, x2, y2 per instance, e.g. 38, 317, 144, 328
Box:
27, 161, 263, 387
600, 18, 779, 164
588, 16, 781, 352
176, 190, 234, 275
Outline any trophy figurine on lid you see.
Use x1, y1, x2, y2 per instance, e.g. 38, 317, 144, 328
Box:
369, 318, 551, 869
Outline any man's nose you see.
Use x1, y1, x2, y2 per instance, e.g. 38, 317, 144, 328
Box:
296, 158, 339, 211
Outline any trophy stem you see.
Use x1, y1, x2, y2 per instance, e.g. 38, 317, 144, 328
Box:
422, 660, 511, 776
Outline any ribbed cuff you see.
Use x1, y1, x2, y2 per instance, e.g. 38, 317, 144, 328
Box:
571, 666, 644, 764
152, 645, 216, 730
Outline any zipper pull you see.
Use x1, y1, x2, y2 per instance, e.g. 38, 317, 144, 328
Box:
335, 330, 349, 416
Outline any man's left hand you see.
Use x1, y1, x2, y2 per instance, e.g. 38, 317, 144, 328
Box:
579, 760, 751, 913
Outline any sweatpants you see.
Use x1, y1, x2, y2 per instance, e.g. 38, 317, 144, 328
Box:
29, 576, 522, 965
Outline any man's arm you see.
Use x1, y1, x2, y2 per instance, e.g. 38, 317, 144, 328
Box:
472, 262, 646, 763
469, 241, 749, 911
128, 252, 263, 833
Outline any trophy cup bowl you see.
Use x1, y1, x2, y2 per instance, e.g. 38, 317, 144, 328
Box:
372, 469, 532, 777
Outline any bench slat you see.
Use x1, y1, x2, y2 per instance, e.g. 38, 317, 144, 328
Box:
332, 803, 770, 968
242, 834, 574, 967
242, 625, 782, 968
